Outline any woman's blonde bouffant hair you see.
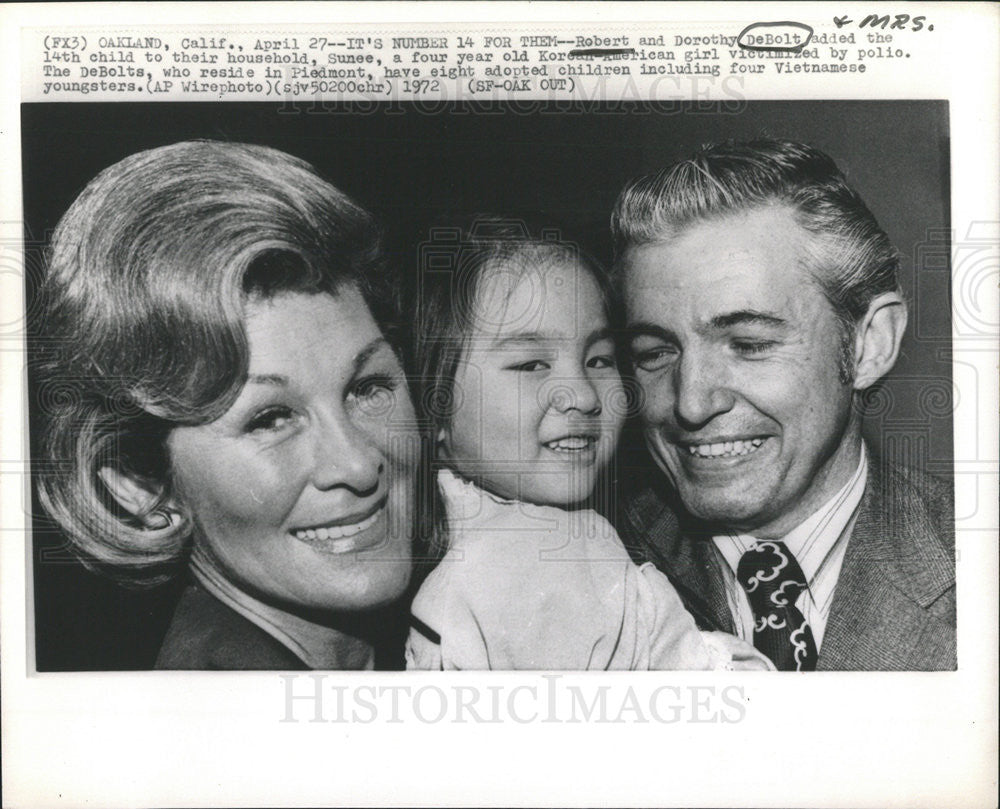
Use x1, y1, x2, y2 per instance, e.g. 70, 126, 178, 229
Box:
37, 140, 400, 585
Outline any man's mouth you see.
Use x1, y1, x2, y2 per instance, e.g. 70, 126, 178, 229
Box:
543, 435, 597, 453
682, 438, 766, 458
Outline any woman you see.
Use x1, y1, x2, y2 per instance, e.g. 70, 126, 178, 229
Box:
36, 140, 424, 669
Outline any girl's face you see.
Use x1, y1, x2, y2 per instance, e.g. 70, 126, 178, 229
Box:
167, 289, 419, 613
442, 258, 625, 505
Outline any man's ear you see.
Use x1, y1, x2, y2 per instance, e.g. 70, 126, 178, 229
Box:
851, 291, 908, 390
98, 466, 181, 530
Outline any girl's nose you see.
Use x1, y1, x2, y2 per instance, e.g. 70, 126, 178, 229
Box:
547, 374, 602, 415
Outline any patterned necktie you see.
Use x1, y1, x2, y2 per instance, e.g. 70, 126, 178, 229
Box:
736, 540, 818, 671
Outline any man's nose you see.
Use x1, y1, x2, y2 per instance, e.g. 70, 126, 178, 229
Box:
672, 350, 735, 429
548, 374, 602, 415
310, 411, 384, 495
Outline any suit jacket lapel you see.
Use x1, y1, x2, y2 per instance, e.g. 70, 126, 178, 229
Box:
819, 455, 956, 670
619, 440, 955, 669
672, 527, 735, 634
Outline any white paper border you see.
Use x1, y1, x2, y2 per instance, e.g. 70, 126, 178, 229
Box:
2, 4, 997, 807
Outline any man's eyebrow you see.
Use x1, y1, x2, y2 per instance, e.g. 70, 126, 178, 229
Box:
625, 313, 786, 343
626, 322, 676, 342
708, 310, 787, 330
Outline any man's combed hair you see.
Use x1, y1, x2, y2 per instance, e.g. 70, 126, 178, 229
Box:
36, 140, 401, 584
611, 139, 902, 348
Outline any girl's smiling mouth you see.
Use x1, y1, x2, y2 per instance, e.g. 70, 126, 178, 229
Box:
543, 435, 597, 452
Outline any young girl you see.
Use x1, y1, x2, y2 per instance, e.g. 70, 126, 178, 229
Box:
406, 218, 769, 670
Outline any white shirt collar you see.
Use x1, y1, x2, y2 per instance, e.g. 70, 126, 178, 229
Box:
713, 449, 868, 585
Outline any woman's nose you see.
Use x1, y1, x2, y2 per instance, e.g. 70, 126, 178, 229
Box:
672, 350, 735, 429
548, 374, 602, 415
310, 413, 384, 495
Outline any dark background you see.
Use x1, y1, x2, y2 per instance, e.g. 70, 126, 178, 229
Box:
22, 100, 952, 670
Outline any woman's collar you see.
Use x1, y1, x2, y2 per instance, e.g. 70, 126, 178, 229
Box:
190, 545, 374, 670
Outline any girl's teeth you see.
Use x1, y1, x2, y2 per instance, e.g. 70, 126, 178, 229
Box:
687, 438, 764, 458
546, 437, 593, 451
293, 509, 380, 541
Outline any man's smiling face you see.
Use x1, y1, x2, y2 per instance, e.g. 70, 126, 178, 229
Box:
622, 205, 862, 537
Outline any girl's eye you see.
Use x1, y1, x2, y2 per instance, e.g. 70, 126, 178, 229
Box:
732, 340, 777, 356
586, 354, 617, 370
244, 406, 295, 434
505, 360, 550, 372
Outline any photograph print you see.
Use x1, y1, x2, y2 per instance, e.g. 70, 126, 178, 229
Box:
22, 99, 954, 673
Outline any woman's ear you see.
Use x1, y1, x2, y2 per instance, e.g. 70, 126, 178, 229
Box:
98, 466, 182, 530
851, 291, 908, 391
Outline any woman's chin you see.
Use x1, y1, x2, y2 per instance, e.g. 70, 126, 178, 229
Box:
289, 549, 413, 614
311, 572, 411, 614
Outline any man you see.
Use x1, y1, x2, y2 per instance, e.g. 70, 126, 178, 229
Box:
611, 139, 955, 671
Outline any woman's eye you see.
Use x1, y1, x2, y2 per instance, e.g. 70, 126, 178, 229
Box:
505, 360, 550, 372
586, 354, 617, 370
244, 406, 295, 434
350, 374, 398, 412
732, 340, 777, 357
353, 374, 397, 397
631, 346, 676, 372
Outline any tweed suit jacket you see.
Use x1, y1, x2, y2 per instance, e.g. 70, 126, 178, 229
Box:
614, 446, 956, 671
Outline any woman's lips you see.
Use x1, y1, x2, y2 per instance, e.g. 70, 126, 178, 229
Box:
290, 500, 386, 554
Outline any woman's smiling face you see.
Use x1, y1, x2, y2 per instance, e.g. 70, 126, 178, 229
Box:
167, 288, 419, 613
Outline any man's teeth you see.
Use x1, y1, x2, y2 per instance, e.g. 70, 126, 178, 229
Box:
545, 436, 594, 451
686, 438, 764, 458
293, 509, 380, 541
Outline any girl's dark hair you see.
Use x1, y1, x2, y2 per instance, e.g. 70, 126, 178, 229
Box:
413, 213, 617, 450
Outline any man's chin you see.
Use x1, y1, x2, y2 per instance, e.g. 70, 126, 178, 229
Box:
674, 484, 771, 532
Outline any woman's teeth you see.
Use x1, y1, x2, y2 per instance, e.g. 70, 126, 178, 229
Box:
545, 436, 595, 452
293, 509, 381, 541
686, 438, 764, 458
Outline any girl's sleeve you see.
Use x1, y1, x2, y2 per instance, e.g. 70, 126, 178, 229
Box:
637, 562, 774, 671
405, 612, 444, 670
406, 514, 634, 670
632, 562, 772, 670
633, 561, 719, 669
404, 553, 497, 670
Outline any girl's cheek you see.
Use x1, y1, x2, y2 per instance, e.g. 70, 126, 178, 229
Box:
598, 377, 627, 417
